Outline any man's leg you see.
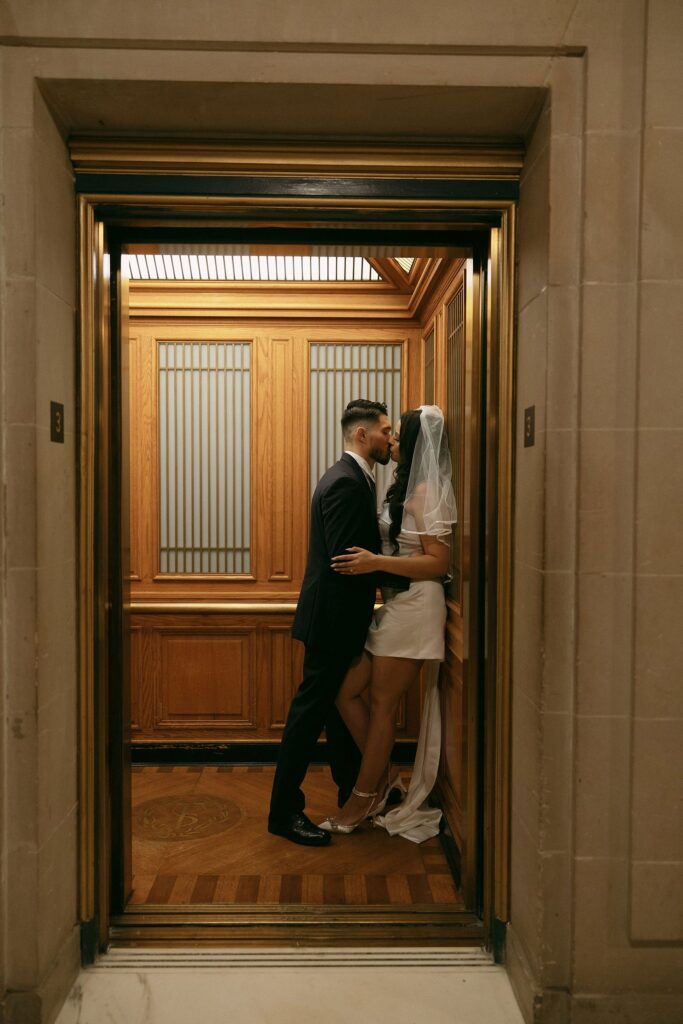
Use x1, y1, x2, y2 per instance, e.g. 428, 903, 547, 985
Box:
325, 706, 362, 808
269, 645, 351, 823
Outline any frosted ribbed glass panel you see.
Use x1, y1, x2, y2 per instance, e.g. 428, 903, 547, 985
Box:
123, 253, 380, 282
309, 343, 402, 500
158, 342, 250, 574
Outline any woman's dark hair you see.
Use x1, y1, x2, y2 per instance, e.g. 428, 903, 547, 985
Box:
385, 408, 422, 552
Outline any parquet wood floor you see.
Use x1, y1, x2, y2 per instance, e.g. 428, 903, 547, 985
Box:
130, 766, 463, 908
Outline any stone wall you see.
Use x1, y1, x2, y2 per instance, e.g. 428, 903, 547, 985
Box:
0, 2, 680, 1022
1, 80, 79, 1023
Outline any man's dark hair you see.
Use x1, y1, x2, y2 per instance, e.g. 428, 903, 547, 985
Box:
341, 398, 388, 439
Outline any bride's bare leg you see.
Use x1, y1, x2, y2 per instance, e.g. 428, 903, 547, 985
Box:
333, 656, 422, 827
334, 651, 372, 752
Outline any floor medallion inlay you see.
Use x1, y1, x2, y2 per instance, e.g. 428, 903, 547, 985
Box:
133, 793, 243, 841
130, 767, 463, 907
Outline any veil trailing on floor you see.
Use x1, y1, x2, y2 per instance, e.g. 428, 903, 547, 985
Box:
373, 661, 442, 843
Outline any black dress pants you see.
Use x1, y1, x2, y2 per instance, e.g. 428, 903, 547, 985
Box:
268, 644, 361, 822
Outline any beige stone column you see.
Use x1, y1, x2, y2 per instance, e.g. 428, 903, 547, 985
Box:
0, 78, 79, 1023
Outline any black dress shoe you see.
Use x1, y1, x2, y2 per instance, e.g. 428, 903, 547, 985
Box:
268, 811, 331, 846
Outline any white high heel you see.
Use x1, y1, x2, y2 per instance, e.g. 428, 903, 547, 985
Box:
318, 787, 379, 834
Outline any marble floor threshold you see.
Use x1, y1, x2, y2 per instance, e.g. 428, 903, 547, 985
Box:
56, 946, 526, 1024
93, 945, 493, 968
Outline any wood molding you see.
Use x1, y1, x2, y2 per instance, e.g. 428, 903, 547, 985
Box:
368, 257, 412, 293
262, 624, 304, 730
256, 334, 298, 582
127, 281, 418, 321
70, 138, 524, 180
77, 199, 97, 923
130, 602, 299, 613
109, 905, 485, 946
412, 259, 466, 323
491, 212, 516, 925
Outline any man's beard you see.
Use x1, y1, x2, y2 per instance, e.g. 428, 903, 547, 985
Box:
371, 447, 391, 466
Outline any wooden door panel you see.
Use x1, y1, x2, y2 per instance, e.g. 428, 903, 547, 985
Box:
264, 624, 305, 730
158, 632, 255, 726
130, 626, 143, 734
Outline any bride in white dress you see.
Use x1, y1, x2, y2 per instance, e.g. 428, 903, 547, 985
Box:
319, 405, 457, 842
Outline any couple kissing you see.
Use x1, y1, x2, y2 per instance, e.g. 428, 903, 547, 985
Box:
268, 398, 457, 847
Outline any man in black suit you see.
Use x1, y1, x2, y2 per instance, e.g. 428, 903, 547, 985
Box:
268, 399, 393, 846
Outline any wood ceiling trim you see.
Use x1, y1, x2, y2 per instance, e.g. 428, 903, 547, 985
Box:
368, 257, 412, 293
69, 139, 524, 180
127, 281, 417, 320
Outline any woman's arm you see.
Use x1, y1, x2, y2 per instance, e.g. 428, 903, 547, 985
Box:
332, 533, 449, 580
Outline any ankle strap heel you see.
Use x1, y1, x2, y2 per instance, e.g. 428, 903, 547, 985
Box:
317, 786, 381, 834
352, 786, 378, 799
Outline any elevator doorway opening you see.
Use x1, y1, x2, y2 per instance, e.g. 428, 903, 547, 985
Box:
122, 242, 473, 917
76, 150, 516, 950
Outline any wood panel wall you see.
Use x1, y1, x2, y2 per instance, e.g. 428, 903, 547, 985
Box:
127, 284, 426, 745
130, 610, 423, 743
417, 263, 477, 871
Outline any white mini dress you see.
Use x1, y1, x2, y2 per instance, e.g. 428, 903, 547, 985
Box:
364, 512, 447, 662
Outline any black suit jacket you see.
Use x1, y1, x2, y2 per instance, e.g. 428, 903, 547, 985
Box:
292, 454, 381, 656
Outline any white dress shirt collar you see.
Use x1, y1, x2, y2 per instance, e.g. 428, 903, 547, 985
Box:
344, 449, 375, 484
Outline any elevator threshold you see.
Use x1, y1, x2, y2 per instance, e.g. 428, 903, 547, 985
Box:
94, 946, 494, 968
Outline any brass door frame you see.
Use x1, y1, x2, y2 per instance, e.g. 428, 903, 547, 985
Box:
76, 145, 516, 951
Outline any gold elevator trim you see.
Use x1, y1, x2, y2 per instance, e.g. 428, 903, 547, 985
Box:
70, 139, 524, 180
77, 145, 516, 948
